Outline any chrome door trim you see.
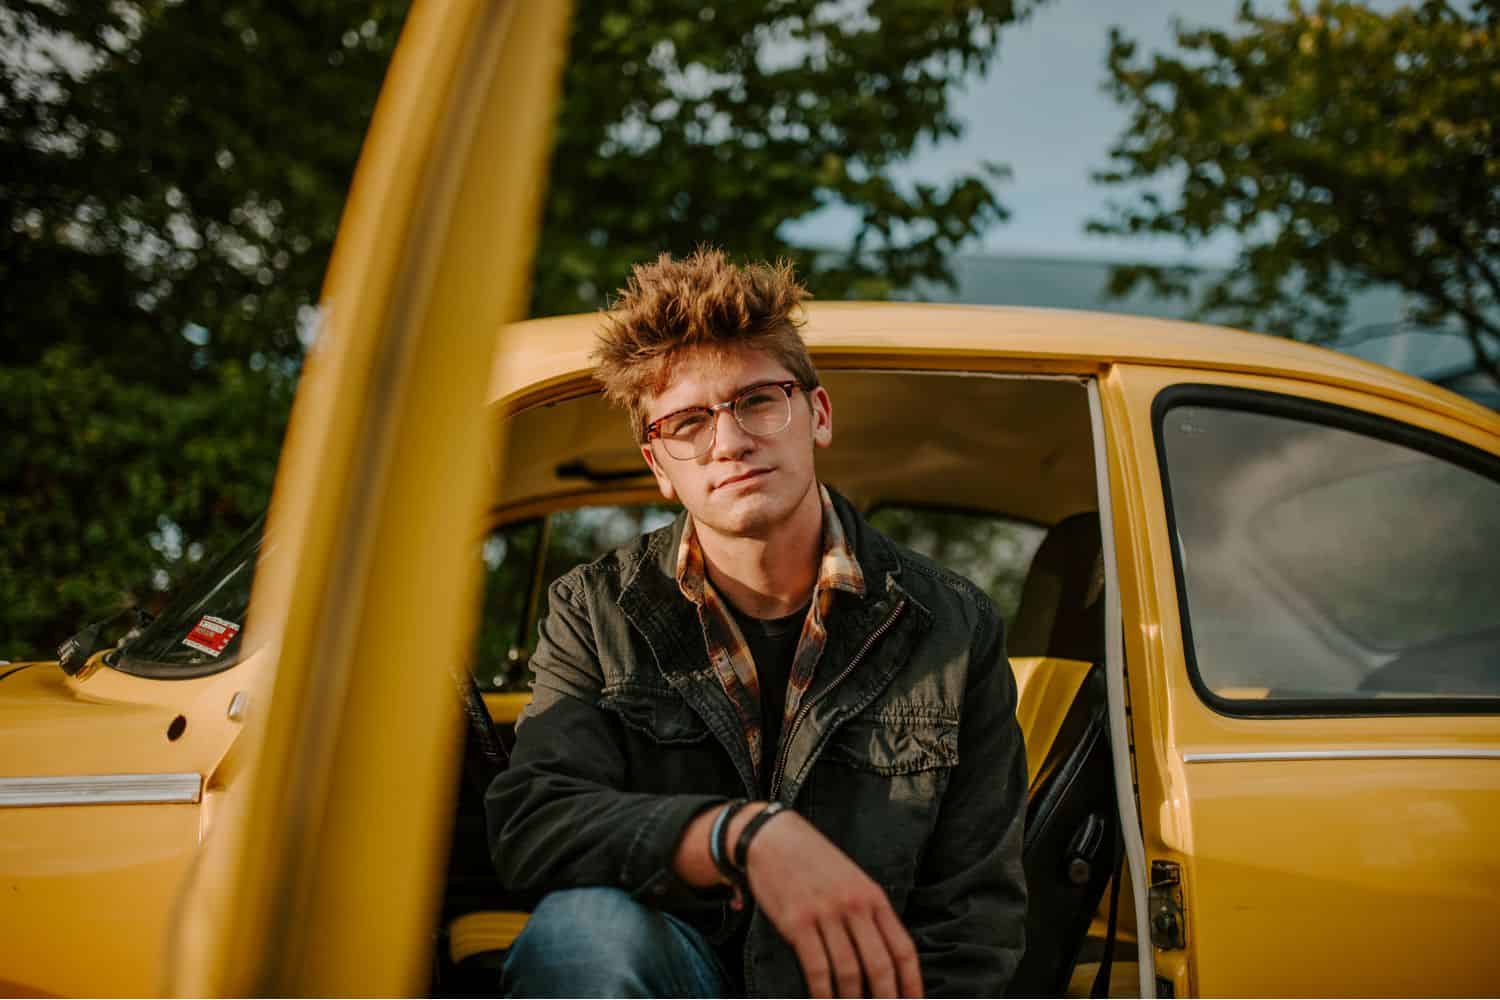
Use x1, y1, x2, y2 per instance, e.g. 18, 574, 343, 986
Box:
1185, 749, 1500, 763
0, 773, 202, 806
1087, 378, 1156, 999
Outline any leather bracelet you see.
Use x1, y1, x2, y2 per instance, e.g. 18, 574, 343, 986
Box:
732, 801, 789, 872
709, 799, 749, 886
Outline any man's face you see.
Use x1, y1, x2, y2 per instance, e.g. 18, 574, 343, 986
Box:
639, 346, 832, 540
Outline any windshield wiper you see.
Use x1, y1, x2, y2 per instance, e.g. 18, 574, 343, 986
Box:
58, 608, 155, 674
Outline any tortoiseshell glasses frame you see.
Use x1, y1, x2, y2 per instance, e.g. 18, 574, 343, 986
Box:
643, 380, 806, 460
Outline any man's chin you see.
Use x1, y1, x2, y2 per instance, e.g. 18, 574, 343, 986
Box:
701, 494, 788, 539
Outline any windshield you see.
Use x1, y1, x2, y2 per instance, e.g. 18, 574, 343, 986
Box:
115, 517, 264, 678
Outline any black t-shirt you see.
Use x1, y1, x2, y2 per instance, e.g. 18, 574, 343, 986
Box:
727, 600, 808, 794
721, 599, 809, 985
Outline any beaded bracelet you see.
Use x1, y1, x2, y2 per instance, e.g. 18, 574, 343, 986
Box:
732, 801, 789, 872
709, 799, 750, 887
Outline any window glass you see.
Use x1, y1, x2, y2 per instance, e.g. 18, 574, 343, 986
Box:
1160, 401, 1500, 704
116, 517, 263, 678
471, 519, 543, 692
867, 506, 1045, 624
472, 504, 677, 691
538, 505, 679, 611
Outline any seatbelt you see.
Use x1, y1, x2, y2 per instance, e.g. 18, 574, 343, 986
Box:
450, 665, 510, 792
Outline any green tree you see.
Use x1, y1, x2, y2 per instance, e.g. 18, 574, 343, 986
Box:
1090, 0, 1500, 383
1, 1, 407, 660
534, 1, 1038, 313
2, 0, 1034, 661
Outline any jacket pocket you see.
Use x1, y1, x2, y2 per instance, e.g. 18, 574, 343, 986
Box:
598, 685, 712, 745
821, 711, 959, 775
804, 711, 959, 892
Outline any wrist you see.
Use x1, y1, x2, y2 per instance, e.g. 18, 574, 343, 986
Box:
732, 801, 789, 872
669, 799, 785, 891
709, 799, 750, 887
721, 799, 769, 862
672, 804, 733, 889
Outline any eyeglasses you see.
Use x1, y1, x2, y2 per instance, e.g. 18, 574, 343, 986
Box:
644, 380, 806, 460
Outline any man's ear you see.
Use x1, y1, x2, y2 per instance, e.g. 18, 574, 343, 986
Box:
809, 385, 833, 449
640, 443, 678, 502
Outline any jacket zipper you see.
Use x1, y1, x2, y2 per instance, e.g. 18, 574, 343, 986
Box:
767, 598, 907, 802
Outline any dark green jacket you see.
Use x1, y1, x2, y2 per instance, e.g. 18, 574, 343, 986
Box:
486, 490, 1028, 996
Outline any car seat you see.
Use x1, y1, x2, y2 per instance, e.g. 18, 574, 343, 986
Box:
1003, 512, 1121, 997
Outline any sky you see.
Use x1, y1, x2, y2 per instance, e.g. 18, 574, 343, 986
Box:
784, 0, 1252, 264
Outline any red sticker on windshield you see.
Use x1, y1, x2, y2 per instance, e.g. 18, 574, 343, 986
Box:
183, 615, 240, 657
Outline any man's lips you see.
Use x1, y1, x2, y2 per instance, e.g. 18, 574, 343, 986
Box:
713, 468, 773, 491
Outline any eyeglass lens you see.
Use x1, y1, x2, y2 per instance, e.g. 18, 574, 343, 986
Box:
658, 383, 794, 459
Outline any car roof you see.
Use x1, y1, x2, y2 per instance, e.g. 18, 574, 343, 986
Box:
489, 301, 1499, 433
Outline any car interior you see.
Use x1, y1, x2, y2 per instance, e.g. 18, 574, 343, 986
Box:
433, 369, 1137, 997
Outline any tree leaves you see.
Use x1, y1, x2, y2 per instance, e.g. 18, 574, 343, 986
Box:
2, 0, 1032, 658
531, 0, 1038, 314
1, 0, 400, 658
1091, 0, 1500, 381
0, 350, 288, 659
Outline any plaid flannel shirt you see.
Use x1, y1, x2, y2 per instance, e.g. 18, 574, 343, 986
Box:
675, 482, 866, 786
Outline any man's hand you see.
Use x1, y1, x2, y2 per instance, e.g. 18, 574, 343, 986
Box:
743, 808, 923, 999
671, 802, 923, 997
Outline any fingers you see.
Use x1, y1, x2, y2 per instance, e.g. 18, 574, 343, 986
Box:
874, 903, 924, 999
847, 910, 898, 998
816, 916, 864, 998
739, 813, 922, 998
790, 919, 834, 999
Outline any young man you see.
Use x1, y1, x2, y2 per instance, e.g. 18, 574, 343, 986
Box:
487, 249, 1027, 998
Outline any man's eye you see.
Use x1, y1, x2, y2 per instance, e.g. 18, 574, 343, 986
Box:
739, 390, 777, 410
663, 412, 708, 437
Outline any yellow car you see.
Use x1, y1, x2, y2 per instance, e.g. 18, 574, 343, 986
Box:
2, 3, 1497, 997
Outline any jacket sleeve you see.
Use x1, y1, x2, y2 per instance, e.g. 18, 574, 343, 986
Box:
904, 603, 1028, 996
484, 574, 725, 909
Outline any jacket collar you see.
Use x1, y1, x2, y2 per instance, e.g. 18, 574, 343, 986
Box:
615, 486, 930, 797
612, 485, 912, 680
674, 482, 866, 607
616, 514, 763, 791
615, 513, 703, 679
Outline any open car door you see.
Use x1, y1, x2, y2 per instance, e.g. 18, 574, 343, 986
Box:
1111, 363, 1500, 997
164, 2, 571, 993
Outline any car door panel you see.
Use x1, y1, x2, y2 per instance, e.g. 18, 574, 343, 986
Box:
1110, 364, 1500, 997
162, 3, 571, 994
1185, 754, 1499, 995
0, 658, 248, 995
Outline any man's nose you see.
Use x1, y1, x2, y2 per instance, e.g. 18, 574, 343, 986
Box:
709, 407, 754, 459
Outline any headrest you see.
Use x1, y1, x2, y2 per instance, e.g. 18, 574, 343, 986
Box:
1009, 512, 1104, 664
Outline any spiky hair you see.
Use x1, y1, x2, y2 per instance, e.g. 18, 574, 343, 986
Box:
592, 247, 818, 441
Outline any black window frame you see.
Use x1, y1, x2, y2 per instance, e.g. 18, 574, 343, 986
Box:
1153, 382, 1500, 719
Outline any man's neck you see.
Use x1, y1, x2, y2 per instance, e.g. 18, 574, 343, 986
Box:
696, 484, 823, 619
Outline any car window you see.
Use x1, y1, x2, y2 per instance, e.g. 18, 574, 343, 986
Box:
115, 517, 263, 678
866, 506, 1045, 624
473, 504, 677, 691
471, 518, 544, 692
1158, 395, 1500, 708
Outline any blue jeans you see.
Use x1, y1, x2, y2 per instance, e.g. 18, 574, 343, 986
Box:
501, 887, 735, 998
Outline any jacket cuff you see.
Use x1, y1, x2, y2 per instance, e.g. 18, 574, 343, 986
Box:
624, 794, 729, 909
